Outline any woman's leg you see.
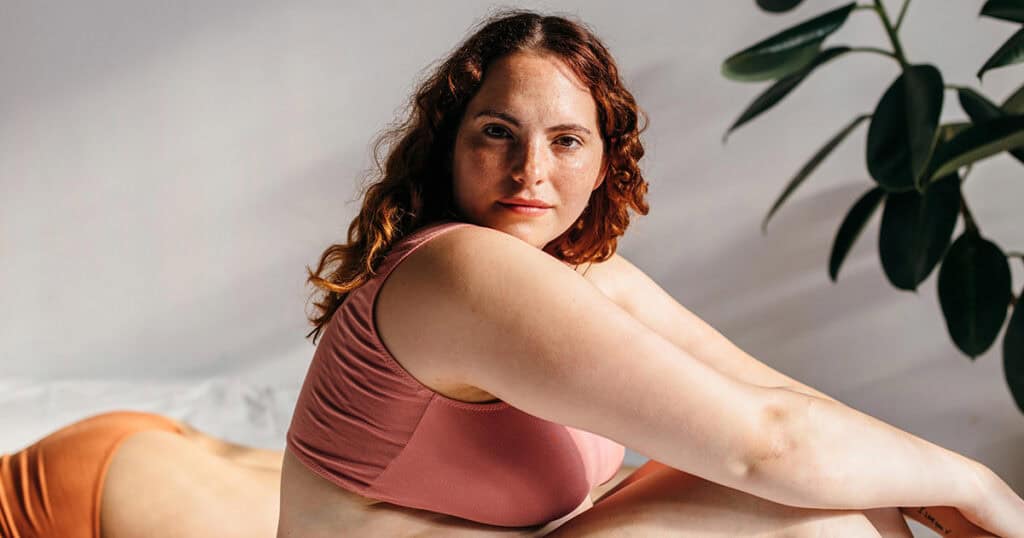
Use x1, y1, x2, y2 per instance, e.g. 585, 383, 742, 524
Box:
100, 429, 280, 538
547, 460, 914, 538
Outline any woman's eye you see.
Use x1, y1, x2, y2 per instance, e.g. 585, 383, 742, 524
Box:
556, 136, 581, 148
483, 125, 510, 139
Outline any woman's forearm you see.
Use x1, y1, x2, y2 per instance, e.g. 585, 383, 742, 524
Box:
742, 388, 982, 513
774, 386, 999, 536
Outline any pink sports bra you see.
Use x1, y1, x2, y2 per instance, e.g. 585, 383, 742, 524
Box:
286, 220, 625, 528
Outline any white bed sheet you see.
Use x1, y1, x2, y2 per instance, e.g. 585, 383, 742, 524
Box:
0, 376, 297, 453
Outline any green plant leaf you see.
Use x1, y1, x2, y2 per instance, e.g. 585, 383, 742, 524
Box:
757, 0, 805, 13
958, 87, 1024, 163
981, 0, 1024, 23
978, 26, 1024, 81
725, 47, 851, 140
959, 87, 1003, 120
721, 2, 856, 82
1002, 81, 1024, 113
1005, 287, 1024, 413
866, 64, 944, 193
926, 115, 1024, 181
938, 231, 1013, 358
879, 173, 961, 291
828, 186, 885, 282
761, 114, 870, 233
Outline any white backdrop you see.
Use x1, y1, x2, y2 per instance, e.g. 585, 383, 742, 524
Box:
3, 2, 1023, 534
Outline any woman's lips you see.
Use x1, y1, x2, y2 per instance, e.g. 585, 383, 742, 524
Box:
497, 202, 550, 215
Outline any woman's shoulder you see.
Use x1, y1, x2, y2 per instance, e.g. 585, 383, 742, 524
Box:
386, 225, 528, 306
403, 222, 539, 270
400, 222, 631, 311
374, 223, 546, 401
399, 220, 505, 257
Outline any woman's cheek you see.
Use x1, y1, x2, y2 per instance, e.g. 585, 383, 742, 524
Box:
463, 144, 504, 175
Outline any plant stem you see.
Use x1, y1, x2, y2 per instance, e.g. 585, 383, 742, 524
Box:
1009, 253, 1024, 306
894, 0, 911, 32
872, 0, 909, 68
959, 190, 980, 236
850, 46, 900, 61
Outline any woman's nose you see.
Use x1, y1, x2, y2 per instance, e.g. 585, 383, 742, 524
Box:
510, 139, 549, 184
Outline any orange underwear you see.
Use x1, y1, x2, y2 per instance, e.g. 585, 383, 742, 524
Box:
0, 410, 184, 538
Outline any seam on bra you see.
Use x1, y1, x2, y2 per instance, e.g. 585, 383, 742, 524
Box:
287, 450, 411, 510
365, 391, 435, 491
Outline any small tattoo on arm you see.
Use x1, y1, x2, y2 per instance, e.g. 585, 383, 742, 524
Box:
915, 507, 953, 535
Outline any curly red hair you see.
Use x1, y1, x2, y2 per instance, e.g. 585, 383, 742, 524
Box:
304, 9, 650, 343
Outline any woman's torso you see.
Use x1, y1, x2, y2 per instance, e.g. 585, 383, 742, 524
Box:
279, 223, 628, 537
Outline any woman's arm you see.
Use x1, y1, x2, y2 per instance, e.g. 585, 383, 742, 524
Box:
405, 226, 1020, 535
595, 252, 844, 401
744, 387, 981, 510
601, 253, 1012, 535
751, 389, 1024, 536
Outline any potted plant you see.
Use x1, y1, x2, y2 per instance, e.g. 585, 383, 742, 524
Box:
720, 0, 1024, 412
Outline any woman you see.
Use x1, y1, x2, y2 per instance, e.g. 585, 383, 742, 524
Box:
2, 9, 1019, 538
279, 8, 1023, 538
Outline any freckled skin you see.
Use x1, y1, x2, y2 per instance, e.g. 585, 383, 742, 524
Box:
451, 51, 606, 249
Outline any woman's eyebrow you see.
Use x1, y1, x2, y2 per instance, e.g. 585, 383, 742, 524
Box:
474, 109, 593, 136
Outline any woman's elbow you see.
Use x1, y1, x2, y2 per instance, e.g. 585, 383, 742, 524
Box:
743, 388, 820, 483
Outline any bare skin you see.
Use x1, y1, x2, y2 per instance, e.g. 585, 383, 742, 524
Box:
100, 429, 281, 538
94, 256, 992, 537
276, 51, 1004, 537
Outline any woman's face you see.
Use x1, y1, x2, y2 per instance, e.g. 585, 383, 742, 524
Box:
451, 51, 605, 249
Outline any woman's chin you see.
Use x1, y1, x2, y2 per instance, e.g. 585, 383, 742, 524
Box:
489, 223, 548, 249
467, 210, 559, 248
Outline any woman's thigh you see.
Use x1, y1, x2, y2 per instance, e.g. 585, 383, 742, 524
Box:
546, 460, 913, 538
100, 430, 280, 538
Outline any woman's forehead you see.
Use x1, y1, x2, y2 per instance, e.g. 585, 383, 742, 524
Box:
468, 52, 598, 127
